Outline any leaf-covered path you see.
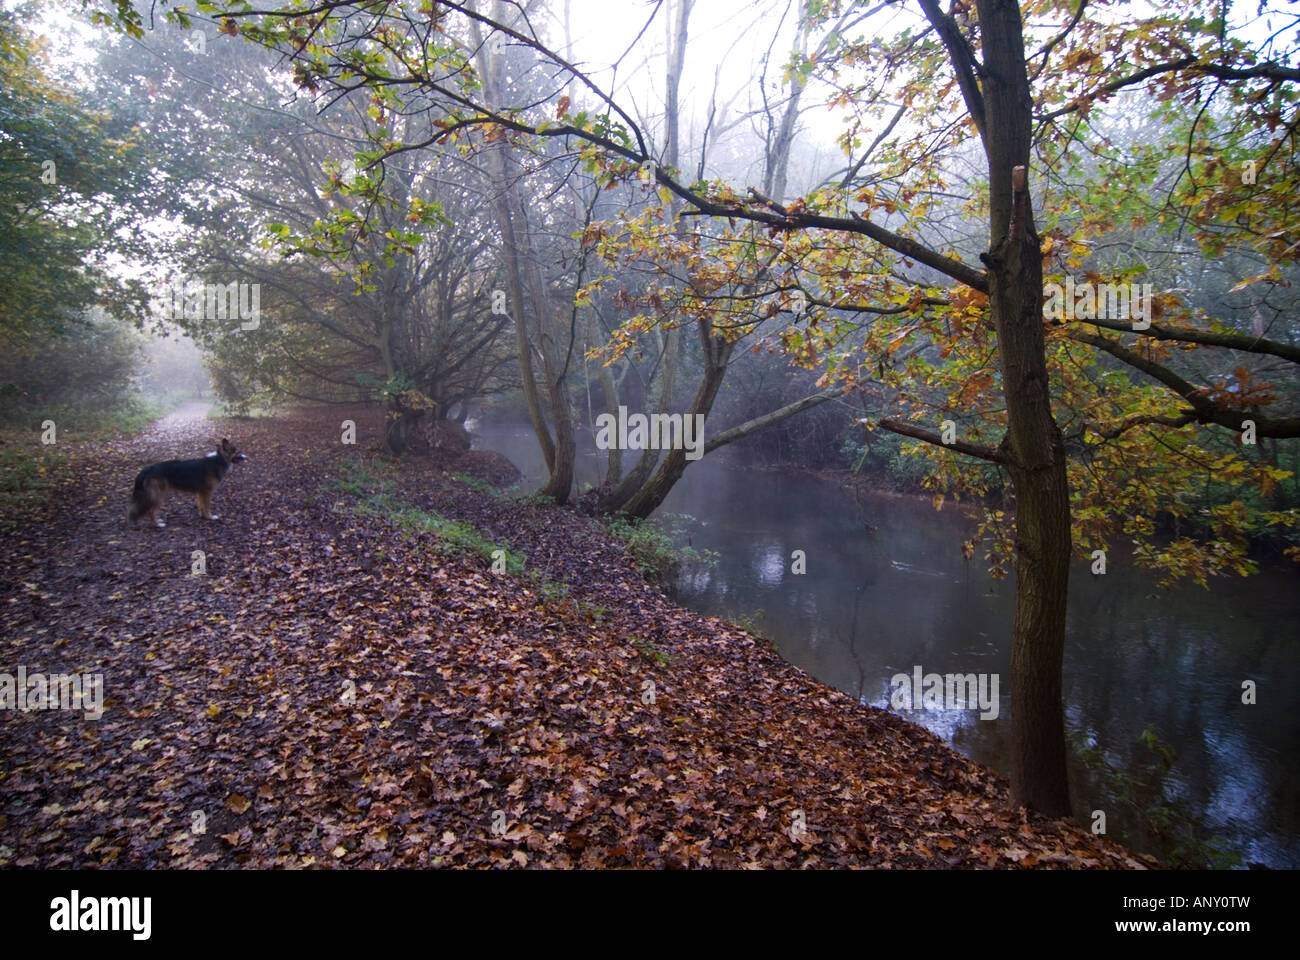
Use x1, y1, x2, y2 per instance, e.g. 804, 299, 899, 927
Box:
0, 406, 1155, 868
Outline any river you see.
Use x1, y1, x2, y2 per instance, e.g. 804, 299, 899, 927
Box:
470, 420, 1299, 868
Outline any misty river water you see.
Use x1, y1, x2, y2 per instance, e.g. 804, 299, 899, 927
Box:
471, 420, 1299, 868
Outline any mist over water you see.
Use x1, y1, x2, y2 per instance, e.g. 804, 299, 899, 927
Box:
474, 419, 1300, 868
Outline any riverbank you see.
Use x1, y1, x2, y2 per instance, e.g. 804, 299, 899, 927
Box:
0, 405, 1155, 867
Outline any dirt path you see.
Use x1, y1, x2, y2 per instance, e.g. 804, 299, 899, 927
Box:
0, 406, 1154, 868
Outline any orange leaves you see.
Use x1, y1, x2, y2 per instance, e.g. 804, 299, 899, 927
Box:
886, 325, 915, 354
0, 405, 1158, 871
1200, 366, 1276, 410
952, 372, 994, 408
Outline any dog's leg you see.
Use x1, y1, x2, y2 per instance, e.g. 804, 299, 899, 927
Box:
149, 481, 165, 527
198, 490, 221, 521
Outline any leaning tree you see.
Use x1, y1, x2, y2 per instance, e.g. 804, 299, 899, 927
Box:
97, 0, 1300, 817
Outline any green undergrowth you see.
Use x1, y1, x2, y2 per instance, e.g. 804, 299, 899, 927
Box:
1071, 727, 1240, 869
0, 442, 71, 532
450, 471, 500, 497
630, 635, 671, 667
326, 456, 591, 597
605, 512, 716, 581
0, 393, 182, 437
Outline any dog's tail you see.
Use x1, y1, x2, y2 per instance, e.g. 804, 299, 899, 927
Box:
128, 471, 147, 524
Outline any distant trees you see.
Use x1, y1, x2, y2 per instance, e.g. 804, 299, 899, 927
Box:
87, 0, 1300, 818
90, 19, 517, 451
0, 8, 156, 421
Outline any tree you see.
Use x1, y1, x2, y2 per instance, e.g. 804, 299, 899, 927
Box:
103, 0, 1300, 818
0, 7, 154, 345
89, 15, 516, 450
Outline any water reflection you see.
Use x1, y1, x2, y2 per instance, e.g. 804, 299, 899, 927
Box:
472, 421, 1299, 867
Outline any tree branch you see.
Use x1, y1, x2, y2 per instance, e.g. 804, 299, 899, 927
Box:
1068, 327, 1300, 438
916, 0, 987, 141
876, 417, 1008, 463
1072, 316, 1300, 364
702, 386, 841, 455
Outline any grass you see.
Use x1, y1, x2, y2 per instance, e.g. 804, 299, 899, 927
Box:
630, 635, 671, 667
451, 472, 500, 497
330, 456, 525, 574
605, 512, 716, 581
0, 393, 184, 437
0, 443, 71, 532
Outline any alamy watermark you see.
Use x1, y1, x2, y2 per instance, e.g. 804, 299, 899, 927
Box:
594, 406, 706, 461
1043, 278, 1153, 330
50, 891, 150, 940
152, 278, 260, 330
890, 665, 1000, 720
1, 666, 103, 720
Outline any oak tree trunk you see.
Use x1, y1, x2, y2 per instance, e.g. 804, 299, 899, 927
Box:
977, 0, 1073, 816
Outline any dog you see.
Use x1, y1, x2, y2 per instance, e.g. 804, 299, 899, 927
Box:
128, 438, 247, 528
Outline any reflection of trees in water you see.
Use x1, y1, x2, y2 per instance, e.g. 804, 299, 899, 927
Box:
846, 567, 877, 705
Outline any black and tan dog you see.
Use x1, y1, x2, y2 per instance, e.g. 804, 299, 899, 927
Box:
128, 438, 247, 528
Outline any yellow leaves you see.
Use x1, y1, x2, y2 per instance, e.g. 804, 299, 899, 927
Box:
1061, 48, 1102, 73
1229, 271, 1279, 293
886, 325, 915, 354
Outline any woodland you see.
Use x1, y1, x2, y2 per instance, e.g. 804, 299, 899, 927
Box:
0, 0, 1297, 869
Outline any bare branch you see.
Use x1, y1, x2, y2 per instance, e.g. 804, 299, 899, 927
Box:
876, 417, 1007, 463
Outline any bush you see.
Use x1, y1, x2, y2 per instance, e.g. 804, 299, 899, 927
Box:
606, 513, 714, 581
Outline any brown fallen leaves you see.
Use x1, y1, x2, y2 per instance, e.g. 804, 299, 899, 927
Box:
0, 404, 1156, 869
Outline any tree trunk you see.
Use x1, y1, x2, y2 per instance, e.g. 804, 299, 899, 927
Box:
473, 6, 555, 475
621, 337, 733, 518
599, 363, 622, 485
384, 396, 422, 456
702, 385, 839, 455
596, 328, 677, 513
539, 320, 576, 503
978, 0, 1073, 817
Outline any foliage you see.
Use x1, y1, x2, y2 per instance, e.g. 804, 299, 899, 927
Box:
451, 472, 500, 497
0, 9, 157, 342
630, 635, 671, 667
605, 513, 715, 582
0, 310, 146, 427
332, 457, 524, 571
841, 432, 943, 491
1072, 728, 1241, 870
